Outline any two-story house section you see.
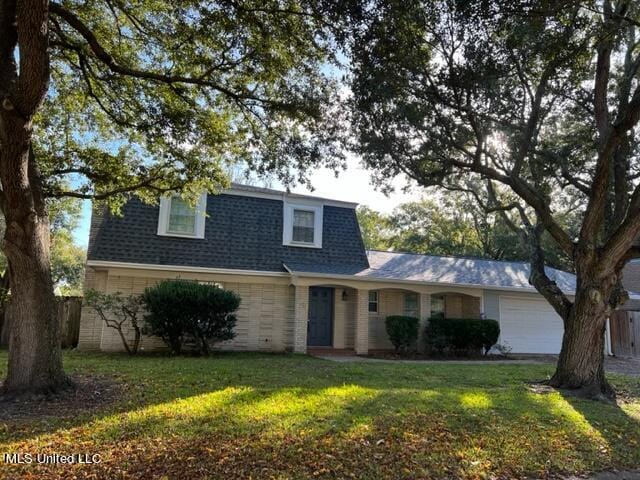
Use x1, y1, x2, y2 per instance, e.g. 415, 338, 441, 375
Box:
80, 183, 581, 355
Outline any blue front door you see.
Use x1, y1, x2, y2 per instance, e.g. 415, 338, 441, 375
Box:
307, 287, 333, 346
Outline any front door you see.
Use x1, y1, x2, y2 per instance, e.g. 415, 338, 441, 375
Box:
307, 287, 334, 346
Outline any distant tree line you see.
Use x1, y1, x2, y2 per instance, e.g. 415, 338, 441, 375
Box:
357, 192, 578, 271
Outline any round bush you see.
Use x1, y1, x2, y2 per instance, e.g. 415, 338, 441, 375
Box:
142, 279, 240, 355
385, 315, 420, 352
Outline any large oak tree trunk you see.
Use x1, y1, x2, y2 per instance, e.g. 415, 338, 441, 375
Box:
549, 268, 616, 401
0, 120, 70, 396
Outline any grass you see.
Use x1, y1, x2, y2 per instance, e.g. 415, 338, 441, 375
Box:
1, 351, 639, 479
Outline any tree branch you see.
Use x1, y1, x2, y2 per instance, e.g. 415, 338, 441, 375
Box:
15, 0, 50, 116
49, 2, 297, 110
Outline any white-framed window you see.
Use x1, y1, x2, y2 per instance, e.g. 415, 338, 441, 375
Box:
282, 201, 323, 248
198, 280, 224, 288
157, 193, 207, 239
368, 291, 379, 313
404, 292, 419, 317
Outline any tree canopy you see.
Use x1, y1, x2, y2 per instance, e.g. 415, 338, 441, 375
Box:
35, 0, 351, 210
0, 196, 85, 295
0, 0, 356, 394
348, 0, 640, 398
357, 195, 577, 269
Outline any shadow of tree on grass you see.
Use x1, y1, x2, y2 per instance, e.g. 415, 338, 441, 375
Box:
1, 352, 639, 479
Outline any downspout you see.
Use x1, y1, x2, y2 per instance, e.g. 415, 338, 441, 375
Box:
604, 317, 613, 356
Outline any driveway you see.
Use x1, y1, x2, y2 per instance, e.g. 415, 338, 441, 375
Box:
606, 356, 640, 376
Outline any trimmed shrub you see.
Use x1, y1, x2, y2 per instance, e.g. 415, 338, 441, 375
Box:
385, 315, 420, 352
142, 279, 240, 355
425, 317, 500, 356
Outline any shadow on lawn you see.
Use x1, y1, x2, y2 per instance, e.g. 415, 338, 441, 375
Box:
2, 352, 640, 478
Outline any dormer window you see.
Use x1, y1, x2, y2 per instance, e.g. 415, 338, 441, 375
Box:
293, 209, 315, 243
283, 201, 323, 248
157, 193, 207, 239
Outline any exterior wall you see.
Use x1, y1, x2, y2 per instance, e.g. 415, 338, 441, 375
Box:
81, 265, 514, 354
355, 289, 369, 355
77, 266, 108, 350
483, 290, 500, 320
368, 289, 405, 350
78, 267, 295, 353
333, 288, 356, 349
443, 294, 481, 318
293, 285, 309, 353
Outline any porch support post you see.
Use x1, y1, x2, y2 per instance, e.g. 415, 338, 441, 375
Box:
355, 288, 369, 355
418, 292, 431, 353
293, 285, 309, 354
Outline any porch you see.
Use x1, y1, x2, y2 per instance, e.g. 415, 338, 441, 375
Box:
292, 280, 483, 355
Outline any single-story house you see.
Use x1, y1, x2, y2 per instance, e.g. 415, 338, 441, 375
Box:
79, 183, 581, 355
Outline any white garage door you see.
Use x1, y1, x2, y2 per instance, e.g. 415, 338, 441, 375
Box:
499, 296, 564, 354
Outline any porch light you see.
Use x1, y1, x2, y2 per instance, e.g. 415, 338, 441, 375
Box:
342, 290, 348, 301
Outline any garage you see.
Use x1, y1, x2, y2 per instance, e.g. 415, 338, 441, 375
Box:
499, 296, 564, 354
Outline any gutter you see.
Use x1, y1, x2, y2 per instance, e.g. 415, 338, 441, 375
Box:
86, 260, 290, 277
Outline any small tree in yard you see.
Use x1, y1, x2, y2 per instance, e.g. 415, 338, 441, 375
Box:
84, 290, 143, 355
385, 315, 419, 353
142, 280, 240, 355
349, 0, 640, 400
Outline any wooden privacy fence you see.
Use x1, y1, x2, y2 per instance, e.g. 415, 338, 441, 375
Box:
0, 296, 82, 349
610, 310, 640, 358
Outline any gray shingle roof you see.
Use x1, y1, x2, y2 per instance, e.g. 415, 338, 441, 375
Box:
286, 250, 578, 293
88, 193, 369, 272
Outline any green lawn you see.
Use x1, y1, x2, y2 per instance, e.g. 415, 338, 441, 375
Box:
1, 352, 639, 479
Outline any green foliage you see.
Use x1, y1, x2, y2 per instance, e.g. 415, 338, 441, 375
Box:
358, 196, 574, 269
37, 1, 354, 211
84, 289, 144, 354
0, 196, 86, 295
385, 315, 419, 352
425, 317, 500, 356
356, 205, 392, 250
348, 1, 616, 274
142, 280, 240, 355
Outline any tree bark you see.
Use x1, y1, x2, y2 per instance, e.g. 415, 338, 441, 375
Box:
549, 266, 617, 401
0, 270, 11, 346
132, 326, 141, 354
0, 123, 71, 396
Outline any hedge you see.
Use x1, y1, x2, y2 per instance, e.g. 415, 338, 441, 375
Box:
425, 317, 500, 355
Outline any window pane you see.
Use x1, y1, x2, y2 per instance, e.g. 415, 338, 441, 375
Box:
168, 197, 196, 234
292, 209, 315, 243
368, 291, 378, 312
430, 295, 445, 318
404, 293, 418, 316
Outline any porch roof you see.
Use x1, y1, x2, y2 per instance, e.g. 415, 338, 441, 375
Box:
284, 250, 578, 294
